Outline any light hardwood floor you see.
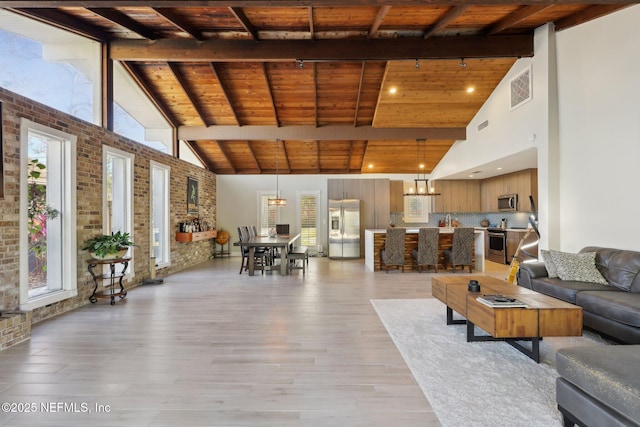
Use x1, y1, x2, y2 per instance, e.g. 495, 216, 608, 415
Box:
0, 256, 509, 427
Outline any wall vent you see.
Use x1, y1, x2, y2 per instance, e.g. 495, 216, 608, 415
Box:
477, 120, 489, 132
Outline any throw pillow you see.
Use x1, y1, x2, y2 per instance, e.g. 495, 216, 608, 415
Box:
540, 249, 559, 278
548, 250, 608, 285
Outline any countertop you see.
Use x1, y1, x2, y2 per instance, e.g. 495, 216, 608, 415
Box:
366, 227, 530, 233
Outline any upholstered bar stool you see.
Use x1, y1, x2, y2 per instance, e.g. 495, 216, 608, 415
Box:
443, 227, 475, 273
380, 227, 406, 273
411, 227, 439, 272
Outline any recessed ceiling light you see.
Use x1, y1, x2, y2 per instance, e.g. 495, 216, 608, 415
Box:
368, 164, 374, 169
467, 87, 475, 93
419, 163, 425, 169
497, 167, 503, 170
389, 87, 397, 94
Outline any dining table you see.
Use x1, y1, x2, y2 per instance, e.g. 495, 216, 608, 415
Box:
238, 233, 301, 276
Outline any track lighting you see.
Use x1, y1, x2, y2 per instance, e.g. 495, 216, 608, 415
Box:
297, 59, 304, 69
460, 58, 467, 69
415, 59, 420, 69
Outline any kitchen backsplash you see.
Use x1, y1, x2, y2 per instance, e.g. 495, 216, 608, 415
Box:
389, 211, 533, 229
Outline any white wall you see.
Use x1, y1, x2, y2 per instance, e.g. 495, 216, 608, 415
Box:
217, 173, 415, 254
555, 5, 640, 251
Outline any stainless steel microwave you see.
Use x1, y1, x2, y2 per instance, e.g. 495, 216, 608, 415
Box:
498, 194, 518, 211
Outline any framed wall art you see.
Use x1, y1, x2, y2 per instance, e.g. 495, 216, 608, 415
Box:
187, 177, 198, 214
510, 65, 532, 111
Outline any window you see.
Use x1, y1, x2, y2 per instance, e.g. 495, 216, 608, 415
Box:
150, 161, 170, 268
257, 191, 278, 235
20, 119, 77, 310
297, 191, 319, 252
0, 13, 100, 124
103, 146, 134, 276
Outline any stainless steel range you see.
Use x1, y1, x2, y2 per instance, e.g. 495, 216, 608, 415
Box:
487, 228, 508, 264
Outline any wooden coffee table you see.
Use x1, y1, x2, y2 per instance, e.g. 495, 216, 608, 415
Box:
432, 275, 583, 362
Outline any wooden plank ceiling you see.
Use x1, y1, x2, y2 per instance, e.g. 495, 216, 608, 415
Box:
5, 1, 633, 174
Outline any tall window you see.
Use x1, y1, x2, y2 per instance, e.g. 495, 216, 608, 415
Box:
20, 119, 77, 310
150, 161, 170, 267
257, 191, 278, 235
103, 146, 134, 275
297, 191, 320, 251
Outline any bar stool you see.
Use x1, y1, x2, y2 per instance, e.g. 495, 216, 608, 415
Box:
380, 227, 406, 273
411, 227, 439, 272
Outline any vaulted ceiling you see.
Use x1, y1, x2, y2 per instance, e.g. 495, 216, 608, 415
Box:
4, 1, 634, 174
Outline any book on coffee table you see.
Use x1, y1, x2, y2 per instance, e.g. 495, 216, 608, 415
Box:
476, 294, 528, 308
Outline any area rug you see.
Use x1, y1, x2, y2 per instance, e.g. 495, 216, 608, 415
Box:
371, 298, 610, 427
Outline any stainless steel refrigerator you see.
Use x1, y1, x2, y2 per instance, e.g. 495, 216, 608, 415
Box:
328, 199, 361, 259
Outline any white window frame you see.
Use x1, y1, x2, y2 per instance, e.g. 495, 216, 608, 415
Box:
296, 191, 320, 253
103, 146, 135, 277
150, 161, 170, 269
19, 119, 77, 310
257, 191, 278, 235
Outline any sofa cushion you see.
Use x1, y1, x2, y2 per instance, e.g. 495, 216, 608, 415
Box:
581, 246, 640, 292
540, 249, 559, 278
530, 277, 612, 304
577, 291, 640, 327
549, 250, 608, 285
556, 345, 640, 424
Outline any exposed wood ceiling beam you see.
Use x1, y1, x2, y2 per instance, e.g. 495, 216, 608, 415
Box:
209, 63, 241, 126
88, 8, 158, 40
9, 8, 109, 41
347, 141, 354, 173
281, 140, 291, 173
423, 6, 469, 39
179, 125, 466, 142
261, 63, 279, 127
120, 61, 180, 127
368, 5, 391, 40
246, 141, 261, 172
167, 62, 210, 126
353, 62, 366, 127
2, 1, 630, 7
229, 7, 259, 40
152, 8, 205, 40
216, 141, 237, 174
308, 7, 315, 39
485, 5, 552, 35
109, 36, 534, 62
316, 141, 321, 173
355, 141, 366, 173
554, 4, 633, 31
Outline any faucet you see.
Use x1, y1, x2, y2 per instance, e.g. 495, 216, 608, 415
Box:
445, 213, 451, 228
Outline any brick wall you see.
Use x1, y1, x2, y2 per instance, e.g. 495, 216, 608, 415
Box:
0, 88, 217, 334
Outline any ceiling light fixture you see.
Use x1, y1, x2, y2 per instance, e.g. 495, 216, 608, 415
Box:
297, 59, 304, 69
415, 59, 420, 69
467, 87, 475, 93
460, 58, 467, 69
404, 139, 441, 197
389, 87, 397, 94
268, 138, 287, 207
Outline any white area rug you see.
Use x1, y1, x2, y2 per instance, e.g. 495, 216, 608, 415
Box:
371, 298, 610, 427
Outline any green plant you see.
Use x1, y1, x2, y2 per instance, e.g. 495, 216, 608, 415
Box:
28, 159, 59, 263
82, 231, 134, 258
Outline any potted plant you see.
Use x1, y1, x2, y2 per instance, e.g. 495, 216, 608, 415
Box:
83, 231, 134, 260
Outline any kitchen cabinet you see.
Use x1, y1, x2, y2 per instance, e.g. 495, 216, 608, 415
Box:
389, 180, 404, 212
432, 180, 481, 213
480, 169, 537, 212
506, 230, 538, 263
328, 178, 390, 256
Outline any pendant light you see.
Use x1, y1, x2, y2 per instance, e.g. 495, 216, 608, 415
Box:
404, 138, 440, 197
268, 138, 287, 206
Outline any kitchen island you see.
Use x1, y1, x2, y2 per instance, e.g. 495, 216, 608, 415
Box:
364, 228, 485, 272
